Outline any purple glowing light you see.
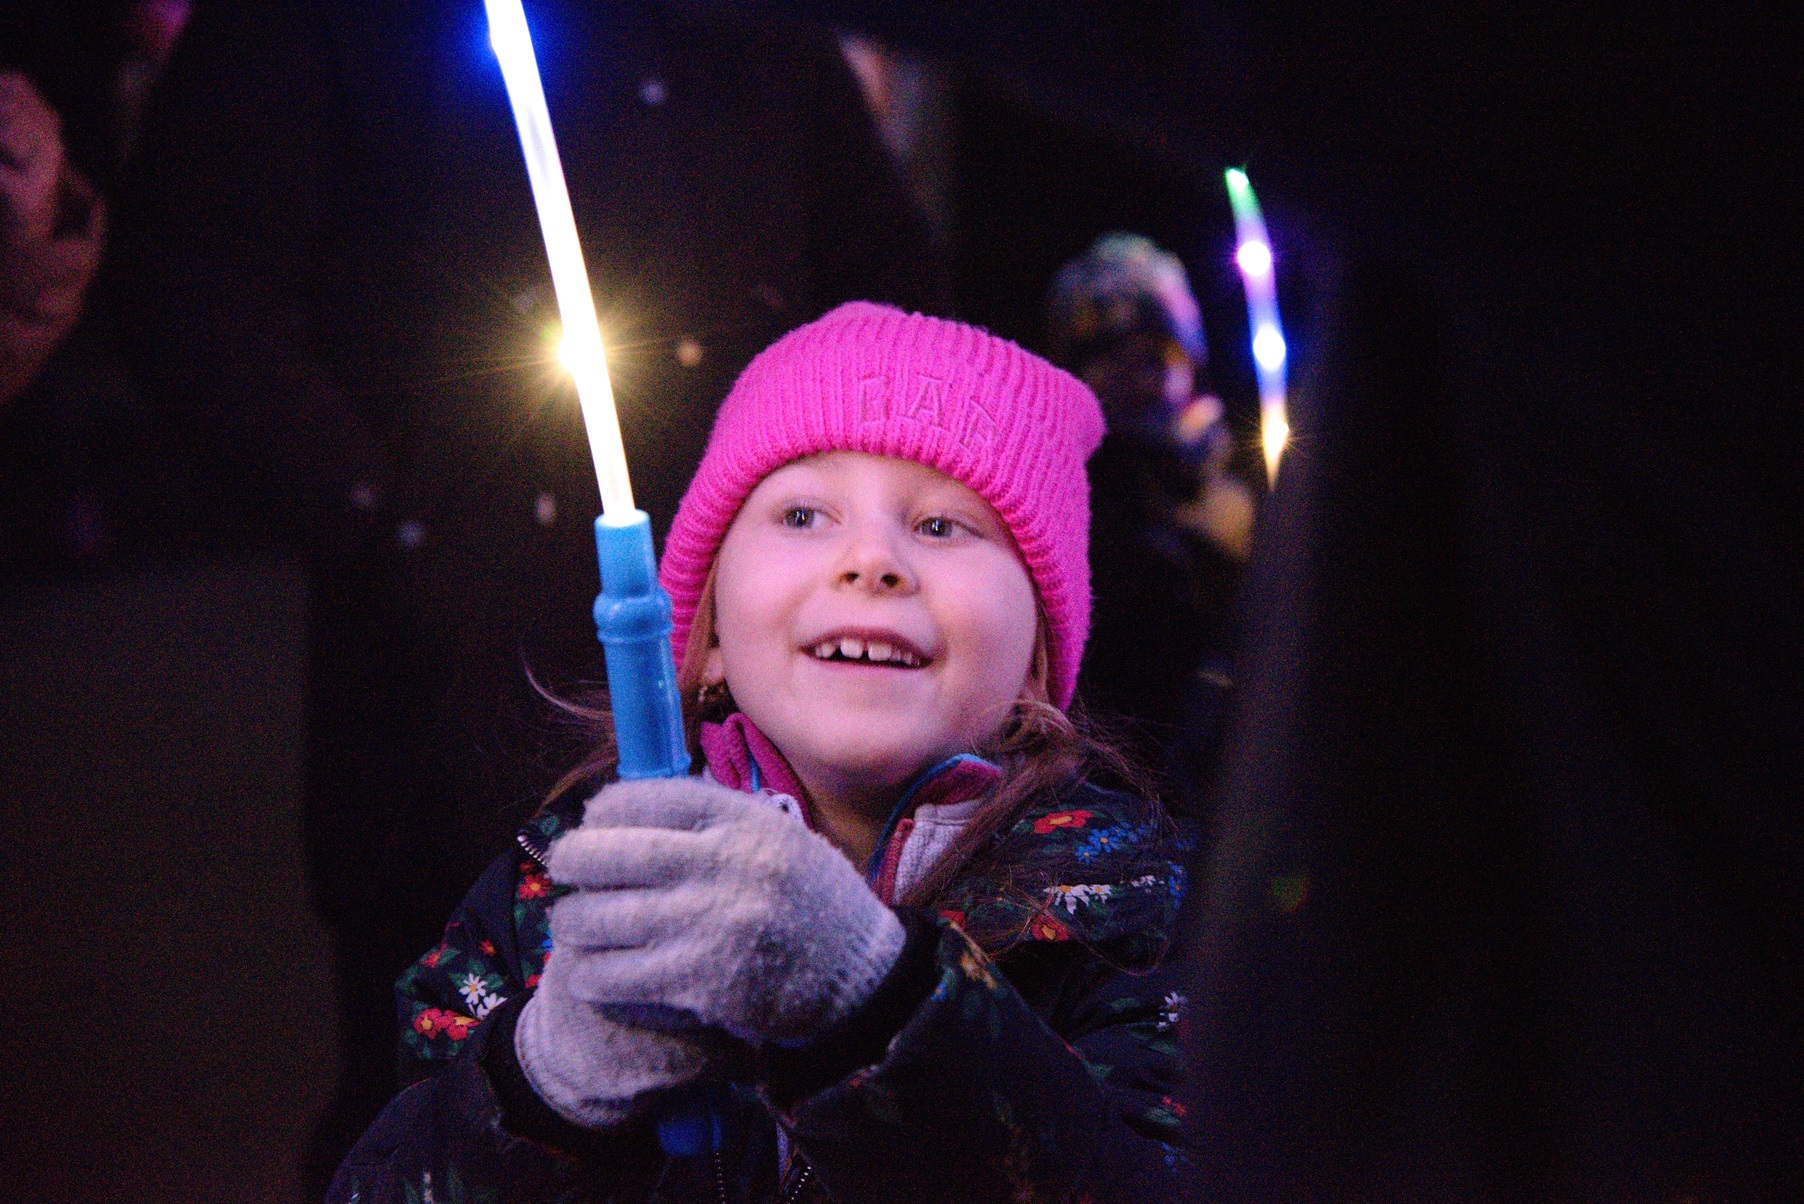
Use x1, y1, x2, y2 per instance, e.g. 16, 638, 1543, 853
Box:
1236, 239, 1272, 279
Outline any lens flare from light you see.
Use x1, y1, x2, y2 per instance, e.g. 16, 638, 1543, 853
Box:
1252, 323, 1287, 373
558, 328, 610, 381
1261, 410, 1290, 486
1236, 240, 1272, 278
485, 0, 633, 517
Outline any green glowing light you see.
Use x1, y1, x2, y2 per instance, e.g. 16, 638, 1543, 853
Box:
1225, 167, 1258, 220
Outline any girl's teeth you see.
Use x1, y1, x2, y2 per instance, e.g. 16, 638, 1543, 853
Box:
811, 637, 921, 664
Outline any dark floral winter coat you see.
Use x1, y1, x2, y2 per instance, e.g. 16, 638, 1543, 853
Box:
328, 760, 1193, 1203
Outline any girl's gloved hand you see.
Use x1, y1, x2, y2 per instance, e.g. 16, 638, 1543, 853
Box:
514, 931, 717, 1129
545, 776, 907, 1046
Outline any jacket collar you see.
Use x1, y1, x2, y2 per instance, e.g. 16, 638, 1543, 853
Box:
698, 712, 1002, 876
865, 753, 1001, 884
699, 712, 807, 801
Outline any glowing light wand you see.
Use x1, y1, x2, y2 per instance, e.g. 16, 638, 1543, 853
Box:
485, 0, 687, 783
484, 0, 710, 1153
1226, 168, 1291, 485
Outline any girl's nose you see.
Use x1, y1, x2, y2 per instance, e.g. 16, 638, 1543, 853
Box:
835, 527, 916, 594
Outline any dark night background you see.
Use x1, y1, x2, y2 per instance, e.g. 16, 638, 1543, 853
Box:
3, 0, 1797, 1199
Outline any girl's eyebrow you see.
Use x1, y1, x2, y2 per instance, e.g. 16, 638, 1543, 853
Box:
755, 467, 830, 497
764, 464, 838, 492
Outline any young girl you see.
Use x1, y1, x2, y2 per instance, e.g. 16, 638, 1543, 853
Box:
329, 303, 1193, 1203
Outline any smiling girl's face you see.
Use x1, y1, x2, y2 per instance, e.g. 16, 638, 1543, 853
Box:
706, 451, 1039, 817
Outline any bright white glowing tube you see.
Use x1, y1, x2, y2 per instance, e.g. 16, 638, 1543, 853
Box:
485, 0, 634, 517
1226, 168, 1290, 485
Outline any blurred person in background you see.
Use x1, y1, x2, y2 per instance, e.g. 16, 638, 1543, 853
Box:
1048, 232, 1251, 810
105, 0, 943, 1187
0, 72, 103, 410
1, 0, 189, 569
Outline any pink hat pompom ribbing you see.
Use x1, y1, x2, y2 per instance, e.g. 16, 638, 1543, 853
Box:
659, 301, 1105, 709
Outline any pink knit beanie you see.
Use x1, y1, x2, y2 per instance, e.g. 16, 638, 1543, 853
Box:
660, 302, 1105, 709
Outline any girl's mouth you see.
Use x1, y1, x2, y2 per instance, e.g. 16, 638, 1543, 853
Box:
805, 633, 929, 668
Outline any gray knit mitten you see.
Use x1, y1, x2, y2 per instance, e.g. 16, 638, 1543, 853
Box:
545, 776, 907, 1045
514, 906, 714, 1129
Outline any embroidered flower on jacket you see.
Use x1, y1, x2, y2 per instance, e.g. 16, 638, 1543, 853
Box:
1074, 828, 1118, 861
1159, 990, 1186, 1031
457, 973, 504, 1019
477, 939, 498, 956
1027, 912, 1073, 941
1047, 883, 1114, 914
421, 944, 447, 968
517, 869, 551, 899
1075, 823, 1151, 862
412, 1007, 477, 1040
958, 943, 1000, 990
939, 908, 967, 929
1033, 809, 1094, 834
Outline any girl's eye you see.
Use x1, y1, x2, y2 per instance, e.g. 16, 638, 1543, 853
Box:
918, 516, 959, 539
782, 506, 817, 529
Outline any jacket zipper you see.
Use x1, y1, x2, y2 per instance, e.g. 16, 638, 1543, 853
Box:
779, 1157, 814, 1204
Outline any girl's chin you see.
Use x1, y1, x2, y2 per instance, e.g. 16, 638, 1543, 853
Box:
802, 741, 951, 795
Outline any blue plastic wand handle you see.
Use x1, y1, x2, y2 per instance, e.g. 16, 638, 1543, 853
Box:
592, 511, 716, 1155
592, 511, 691, 782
